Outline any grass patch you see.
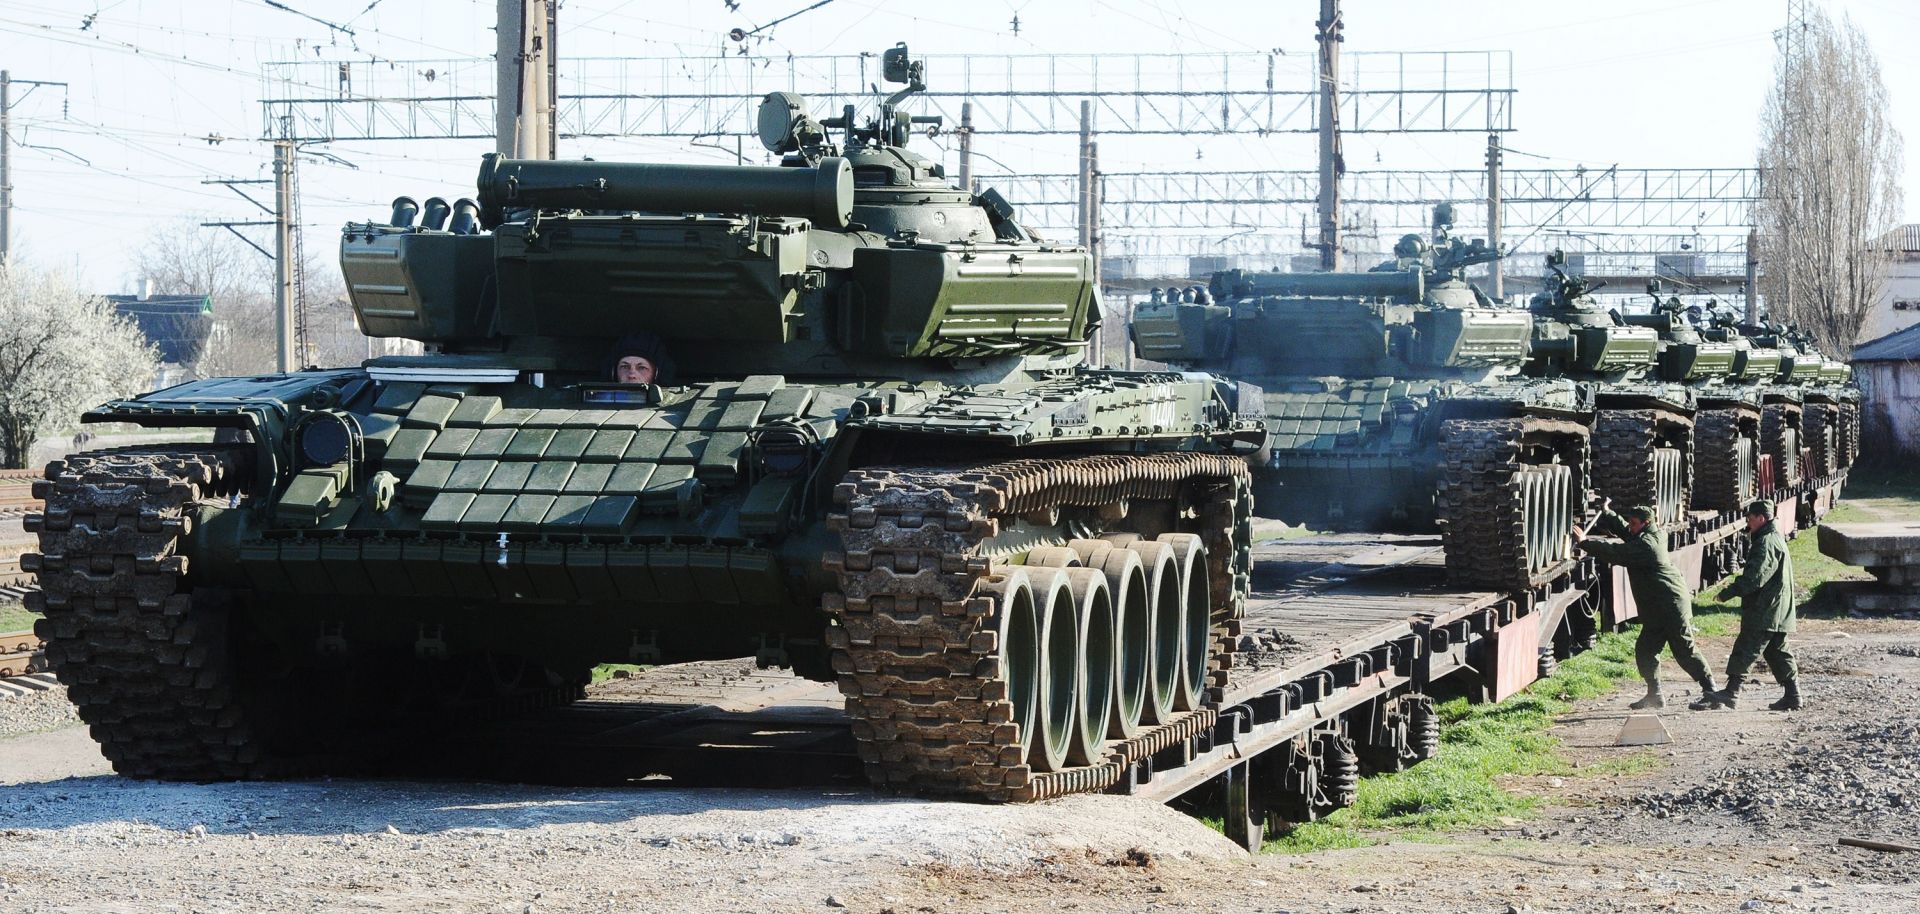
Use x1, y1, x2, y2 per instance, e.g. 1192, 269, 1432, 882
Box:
591, 663, 648, 683
1266, 472, 1920, 854
1267, 626, 1642, 852
0, 602, 37, 634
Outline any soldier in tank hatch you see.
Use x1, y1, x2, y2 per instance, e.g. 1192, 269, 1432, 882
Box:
607, 332, 675, 386
1571, 504, 1721, 710
1702, 498, 1801, 711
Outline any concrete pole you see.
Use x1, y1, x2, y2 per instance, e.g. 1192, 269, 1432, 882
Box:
273, 140, 297, 373
496, 0, 554, 159
1486, 132, 1503, 299
1315, 0, 1343, 272
957, 101, 974, 193
1745, 227, 1761, 324
0, 71, 10, 268
496, 0, 522, 157
1078, 99, 1093, 251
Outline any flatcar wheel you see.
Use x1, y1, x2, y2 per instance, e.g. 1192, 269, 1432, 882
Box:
1131, 541, 1182, 725
1223, 761, 1266, 851
1063, 568, 1115, 767
1157, 532, 1211, 713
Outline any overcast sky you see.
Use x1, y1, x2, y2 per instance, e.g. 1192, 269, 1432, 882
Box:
1, 0, 1914, 289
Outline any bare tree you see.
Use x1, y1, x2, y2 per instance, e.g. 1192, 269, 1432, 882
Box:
1753, 9, 1905, 356
130, 220, 281, 376
0, 264, 159, 468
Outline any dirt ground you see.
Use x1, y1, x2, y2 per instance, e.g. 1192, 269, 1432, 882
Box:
4, 610, 1920, 913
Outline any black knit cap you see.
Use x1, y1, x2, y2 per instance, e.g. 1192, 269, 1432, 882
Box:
606, 332, 674, 385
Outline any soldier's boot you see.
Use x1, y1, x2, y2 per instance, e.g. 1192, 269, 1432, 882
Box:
1768, 682, 1802, 712
1629, 681, 1664, 710
1691, 674, 1741, 711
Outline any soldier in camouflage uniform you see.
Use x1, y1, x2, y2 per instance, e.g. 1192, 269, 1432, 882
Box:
1704, 498, 1800, 711
1571, 504, 1719, 710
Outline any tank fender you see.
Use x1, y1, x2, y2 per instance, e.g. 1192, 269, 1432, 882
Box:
81, 368, 368, 496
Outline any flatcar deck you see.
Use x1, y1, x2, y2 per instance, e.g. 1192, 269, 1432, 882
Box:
377, 475, 1847, 848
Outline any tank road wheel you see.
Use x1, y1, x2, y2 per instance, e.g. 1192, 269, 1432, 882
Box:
1805, 404, 1840, 479
24, 447, 269, 779
1436, 417, 1591, 591
1592, 410, 1695, 525
822, 453, 1250, 800
1692, 409, 1761, 513
1130, 540, 1184, 726
1062, 568, 1116, 767
1096, 548, 1150, 739
1156, 532, 1212, 712
1762, 404, 1802, 489
1028, 569, 1078, 773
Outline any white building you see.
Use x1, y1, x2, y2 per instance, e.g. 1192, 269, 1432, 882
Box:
1866, 224, 1920, 342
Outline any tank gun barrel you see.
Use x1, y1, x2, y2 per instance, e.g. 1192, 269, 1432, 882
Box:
1231, 268, 1425, 302
476, 153, 855, 230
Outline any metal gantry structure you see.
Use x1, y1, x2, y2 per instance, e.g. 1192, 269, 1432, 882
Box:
259, 48, 1516, 141
257, 38, 1754, 296
984, 165, 1760, 286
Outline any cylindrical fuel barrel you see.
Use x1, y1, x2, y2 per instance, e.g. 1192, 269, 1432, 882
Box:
475, 153, 855, 230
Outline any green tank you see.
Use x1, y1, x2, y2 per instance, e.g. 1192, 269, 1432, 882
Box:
23, 44, 1262, 801
1614, 292, 1763, 517
1132, 207, 1592, 591
1522, 255, 1701, 526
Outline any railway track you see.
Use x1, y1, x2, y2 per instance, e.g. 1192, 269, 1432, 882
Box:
1, 549, 48, 681
0, 469, 42, 518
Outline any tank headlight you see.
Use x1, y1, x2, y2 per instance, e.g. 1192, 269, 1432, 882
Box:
299, 411, 356, 466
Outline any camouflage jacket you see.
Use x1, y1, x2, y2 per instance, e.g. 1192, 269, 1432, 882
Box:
1577, 509, 1692, 628
1721, 520, 1796, 633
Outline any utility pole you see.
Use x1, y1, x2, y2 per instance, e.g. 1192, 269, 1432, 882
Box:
1078, 100, 1094, 252
272, 140, 297, 372
1, 71, 70, 268
957, 101, 974, 193
497, 0, 555, 159
1745, 226, 1761, 324
1486, 133, 1503, 299
1315, 0, 1344, 271
1, 71, 10, 268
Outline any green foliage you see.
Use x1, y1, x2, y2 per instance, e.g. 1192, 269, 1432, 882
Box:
1267, 626, 1641, 852
590, 663, 649, 683
0, 601, 37, 634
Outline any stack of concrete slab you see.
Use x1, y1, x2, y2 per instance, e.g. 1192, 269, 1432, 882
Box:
1818, 522, 1920, 613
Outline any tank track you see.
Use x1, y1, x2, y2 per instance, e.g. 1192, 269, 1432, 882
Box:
22, 446, 264, 779
1761, 403, 1802, 487
1692, 408, 1758, 513
1805, 404, 1839, 478
1435, 416, 1590, 591
821, 451, 1250, 801
1840, 402, 1861, 469
1591, 410, 1693, 522
1443, 416, 1589, 587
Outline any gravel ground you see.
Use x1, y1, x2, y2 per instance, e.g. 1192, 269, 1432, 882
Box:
0, 682, 78, 738
5, 616, 1920, 912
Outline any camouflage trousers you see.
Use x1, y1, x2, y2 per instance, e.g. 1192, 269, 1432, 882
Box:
1726, 629, 1797, 686
1636, 619, 1713, 687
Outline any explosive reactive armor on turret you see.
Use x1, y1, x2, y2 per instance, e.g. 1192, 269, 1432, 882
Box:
24, 44, 1264, 801
1132, 206, 1592, 590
